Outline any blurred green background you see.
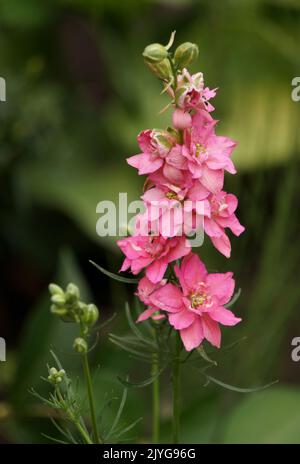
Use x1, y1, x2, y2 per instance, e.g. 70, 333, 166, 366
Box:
1, 0, 300, 444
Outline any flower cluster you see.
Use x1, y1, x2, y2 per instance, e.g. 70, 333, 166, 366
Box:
117, 39, 244, 351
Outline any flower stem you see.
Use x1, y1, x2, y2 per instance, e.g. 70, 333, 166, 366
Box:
81, 353, 101, 444
74, 419, 93, 445
172, 332, 181, 444
152, 350, 160, 444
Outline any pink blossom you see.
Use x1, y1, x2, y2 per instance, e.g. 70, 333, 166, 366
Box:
172, 108, 192, 129
127, 129, 176, 175
137, 185, 210, 238
117, 235, 190, 283
205, 192, 245, 258
136, 277, 166, 322
150, 253, 241, 351
171, 68, 217, 112
181, 110, 236, 194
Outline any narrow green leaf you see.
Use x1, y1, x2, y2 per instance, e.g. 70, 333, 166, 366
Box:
106, 387, 128, 439
89, 260, 140, 284
125, 302, 156, 347
117, 367, 165, 389
114, 417, 143, 439
201, 372, 278, 393
109, 336, 152, 360
225, 288, 241, 308
197, 346, 217, 365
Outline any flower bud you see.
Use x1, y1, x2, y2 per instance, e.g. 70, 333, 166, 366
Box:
145, 58, 173, 81
65, 283, 80, 303
50, 304, 68, 316
174, 42, 198, 69
51, 294, 65, 306
48, 367, 66, 384
80, 303, 99, 326
172, 108, 192, 129
143, 43, 168, 64
49, 283, 64, 296
73, 337, 88, 354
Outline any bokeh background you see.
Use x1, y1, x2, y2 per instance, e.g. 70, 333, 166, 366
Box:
1, 0, 300, 444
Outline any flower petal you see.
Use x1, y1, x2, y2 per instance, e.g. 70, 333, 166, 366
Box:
206, 272, 235, 305
209, 307, 241, 326
180, 318, 204, 351
150, 283, 183, 313
169, 310, 195, 330
202, 315, 221, 348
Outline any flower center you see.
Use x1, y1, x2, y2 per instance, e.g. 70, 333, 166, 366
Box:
166, 191, 178, 200
190, 292, 207, 308
211, 198, 228, 216
195, 143, 207, 158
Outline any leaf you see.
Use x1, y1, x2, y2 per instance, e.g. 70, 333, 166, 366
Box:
106, 387, 128, 439
113, 417, 143, 439
89, 260, 140, 284
125, 302, 156, 347
117, 367, 165, 389
197, 346, 217, 366
200, 372, 278, 393
223, 387, 300, 444
109, 336, 152, 360
225, 288, 241, 308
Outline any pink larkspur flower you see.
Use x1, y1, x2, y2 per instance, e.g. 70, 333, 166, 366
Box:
181, 110, 236, 194
137, 185, 210, 238
205, 191, 245, 258
117, 235, 190, 283
127, 129, 177, 176
172, 108, 192, 129
136, 276, 166, 322
170, 68, 217, 112
150, 253, 241, 351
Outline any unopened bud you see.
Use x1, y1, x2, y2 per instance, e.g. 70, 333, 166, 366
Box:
48, 367, 66, 384
143, 43, 168, 64
81, 304, 99, 326
174, 42, 198, 69
49, 283, 64, 296
145, 58, 173, 81
73, 337, 88, 354
50, 304, 68, 316
65, 283, 80, 303
51, 294, 65, 306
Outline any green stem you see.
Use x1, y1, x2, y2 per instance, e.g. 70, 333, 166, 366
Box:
55, 386, 92, 444
74, 419, 93, 445
152, 351, 160, 444
172, 332, 181, 444
81, 353, 101, 444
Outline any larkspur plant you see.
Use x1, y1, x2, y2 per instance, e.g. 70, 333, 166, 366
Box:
113, 32, 246, 443
34, 33, 274, 445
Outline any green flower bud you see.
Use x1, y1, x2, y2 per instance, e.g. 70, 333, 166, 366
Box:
51, 294, 66, 306
174, 42, 199, 69
50, 304, 68, 316
49, 283, 64, 296
143, 43, 168, 64
65, 283, 80, 303
73, 337, 88, 354
81, 303, 99, 326
145, 58, 173, 81
48, 367, 66, 384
